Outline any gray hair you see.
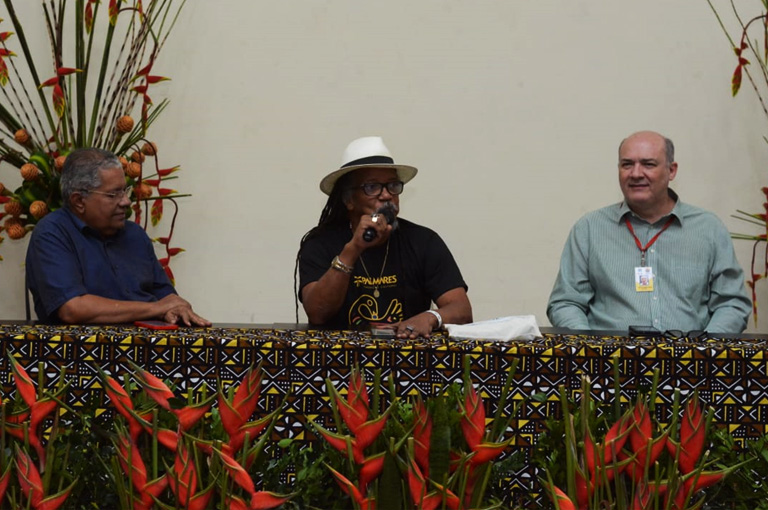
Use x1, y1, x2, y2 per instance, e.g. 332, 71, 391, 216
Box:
61, 148, 122, 209
618, 133, 675, 166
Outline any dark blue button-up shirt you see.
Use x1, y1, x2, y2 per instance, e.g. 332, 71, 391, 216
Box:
26, 208, 176, 323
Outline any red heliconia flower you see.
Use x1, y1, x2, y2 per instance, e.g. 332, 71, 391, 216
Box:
151, 199, 163, 226
167, 247, 185, 257
218, 449, 256, 494
575, 468, 591, 510
670, 470, 727, 509
173, 400, 212, 431
169, 443, 203, 508
228, 414, 272, 454
142, 178, 161, 186
629, 400, 652, 453
145, 75, 170, 84
0, 48, 15, 57
219, 365, 263, 450
250, 491, 293, 510
39, 76, 59, 89
632, 480, 668, 510
158, 187, 177, 196
0, 463, 11, 504
132, 85, 149, 95
315, 424, 363, 464
84, 2, 95, 33
135, 61, 153, 78
227, 492, 293, 510
586, 413, 631, 484
28, 397, 59, 464
0, 32, 12, 42
163, 263, 175, 284
461, 383, 486, 451
327, 465, 368, 506
624, 433, 668, 483
413, 399, 432, 476
15, 444, 74, 510
227, 366, 262, 424
16, 446, 44, 508
108, 0, 120, 25
677, 397, 706, 474
337, 368, 370, 434
52, 84, 65, 118
623, 399, 666, 482
104, 375, 144, 441
133, 367, 174, 410
407, 458, 429, 508
0, 57, 8, 86
549, 484, 576, 510
408, 459, 459, 510
116, 432, 148, 491
56, 67, 81, 76
10, 357, 38, 407
134, 475, 168, 510
472, 438, 511, 466
602, 413, 631, 465
352, 413, 389, 454
150, 426, 179, 451
156, 166, 180, 177
227, 495, 251, 510
358, 452, 385, 493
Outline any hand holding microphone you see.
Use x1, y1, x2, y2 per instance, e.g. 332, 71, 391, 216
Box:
363, 205, 397, 242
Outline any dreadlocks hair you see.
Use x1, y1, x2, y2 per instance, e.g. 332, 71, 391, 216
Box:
293, 172, 356, 322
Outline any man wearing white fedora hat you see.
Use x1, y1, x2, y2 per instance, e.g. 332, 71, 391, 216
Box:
296, 136, 472, 338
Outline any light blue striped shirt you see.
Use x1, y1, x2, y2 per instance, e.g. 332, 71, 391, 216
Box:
547, 192, 751, 333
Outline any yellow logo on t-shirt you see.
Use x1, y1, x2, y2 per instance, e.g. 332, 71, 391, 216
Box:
349, 294, 403, 325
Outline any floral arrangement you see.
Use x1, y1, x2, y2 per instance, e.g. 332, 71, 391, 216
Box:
310, 361, 522, 510
708, 0, 768, 322
4, 354, 767, 510
536, 372, 739, 510
0, 0, 188, 280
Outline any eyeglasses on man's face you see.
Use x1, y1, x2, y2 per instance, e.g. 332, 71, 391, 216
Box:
353, 181, 405, 197
82, 186, 132, 201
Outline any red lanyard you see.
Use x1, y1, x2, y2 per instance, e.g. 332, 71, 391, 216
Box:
625, 216, 675, 266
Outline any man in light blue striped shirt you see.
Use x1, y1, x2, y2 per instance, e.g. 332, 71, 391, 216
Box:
547, 131, 751, 333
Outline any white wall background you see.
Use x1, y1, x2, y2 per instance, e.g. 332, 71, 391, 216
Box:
2, 1, 768, 332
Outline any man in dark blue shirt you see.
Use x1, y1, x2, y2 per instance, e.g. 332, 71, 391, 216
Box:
26, 148, 209, 326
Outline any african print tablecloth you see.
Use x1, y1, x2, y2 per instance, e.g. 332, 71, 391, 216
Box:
1, 323, 766, 503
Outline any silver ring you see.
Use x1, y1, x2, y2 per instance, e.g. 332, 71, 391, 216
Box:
371, 214, 380, 223
405, 325, 415, 332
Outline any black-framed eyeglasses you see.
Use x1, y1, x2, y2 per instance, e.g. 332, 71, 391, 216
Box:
663, 330, 708, 341
81, 186, 132, 200
352, 181, 405, 197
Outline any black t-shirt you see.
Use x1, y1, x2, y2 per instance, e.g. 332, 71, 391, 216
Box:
299, 218, 467, 329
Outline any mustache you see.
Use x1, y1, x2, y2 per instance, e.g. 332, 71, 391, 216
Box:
377, 203, 399, 230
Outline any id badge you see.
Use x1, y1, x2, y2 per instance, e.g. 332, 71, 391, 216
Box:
635, 266, 654, 292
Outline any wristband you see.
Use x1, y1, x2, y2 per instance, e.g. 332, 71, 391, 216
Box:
426, 309, 443, 330
331, 255, 353, 274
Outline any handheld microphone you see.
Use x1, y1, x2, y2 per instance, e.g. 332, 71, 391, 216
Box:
363, 205, 397, 242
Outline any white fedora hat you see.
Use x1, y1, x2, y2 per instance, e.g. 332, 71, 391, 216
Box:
319, 136, 418, 195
